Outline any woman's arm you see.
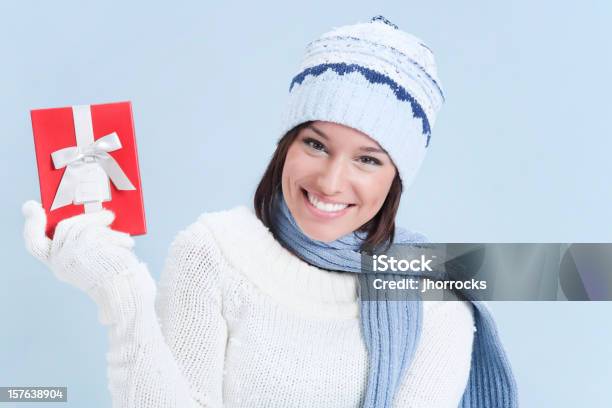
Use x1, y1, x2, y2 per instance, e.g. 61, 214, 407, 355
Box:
89, 219, 228, 408
393, 298, 475, 408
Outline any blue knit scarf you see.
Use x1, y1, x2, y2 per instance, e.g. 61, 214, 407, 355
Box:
271, 194, 518, 407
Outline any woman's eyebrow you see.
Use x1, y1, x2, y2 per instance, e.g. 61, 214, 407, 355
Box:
306, 124, 329, 140
359, 146, 386, 154
307, 124, 386, 154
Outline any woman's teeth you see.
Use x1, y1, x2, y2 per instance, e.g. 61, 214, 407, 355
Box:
307, 192, 349, 212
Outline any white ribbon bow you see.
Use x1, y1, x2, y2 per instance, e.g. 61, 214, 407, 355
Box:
50, 105, 136, 211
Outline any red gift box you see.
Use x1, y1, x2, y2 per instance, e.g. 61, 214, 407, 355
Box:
30, 101, 146, 239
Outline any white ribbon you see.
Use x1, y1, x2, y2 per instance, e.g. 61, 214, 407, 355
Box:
50, 105, 136, 212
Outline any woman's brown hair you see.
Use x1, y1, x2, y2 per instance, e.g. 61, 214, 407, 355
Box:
253, 121, 403, 253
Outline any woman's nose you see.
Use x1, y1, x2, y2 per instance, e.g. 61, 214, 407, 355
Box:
315, 158, 348, 195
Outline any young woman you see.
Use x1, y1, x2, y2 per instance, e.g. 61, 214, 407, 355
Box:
22, 16, 517, 408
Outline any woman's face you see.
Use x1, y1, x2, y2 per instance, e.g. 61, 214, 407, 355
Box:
282, 121, 397, 242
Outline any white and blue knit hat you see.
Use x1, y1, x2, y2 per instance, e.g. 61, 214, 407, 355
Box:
279, 15, 445, 189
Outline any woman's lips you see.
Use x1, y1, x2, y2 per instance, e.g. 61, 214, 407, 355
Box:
301, 188, 354, 220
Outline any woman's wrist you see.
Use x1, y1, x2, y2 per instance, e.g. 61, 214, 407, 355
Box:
87, 262, 158, 325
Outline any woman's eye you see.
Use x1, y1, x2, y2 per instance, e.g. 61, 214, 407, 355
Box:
358, 156, 382, 166
303, 138, 326, 152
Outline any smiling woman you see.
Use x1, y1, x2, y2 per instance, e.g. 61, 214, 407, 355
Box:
255, 120, 403, 250
284, 121, 397, 241
22, 14, 517, 408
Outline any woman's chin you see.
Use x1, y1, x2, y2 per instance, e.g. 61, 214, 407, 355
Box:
298, 223, 348, 243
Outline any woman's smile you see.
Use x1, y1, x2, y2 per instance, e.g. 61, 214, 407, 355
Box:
300, 187, 355, 220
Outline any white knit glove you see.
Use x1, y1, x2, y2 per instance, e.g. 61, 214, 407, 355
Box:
22, 200, 143, 298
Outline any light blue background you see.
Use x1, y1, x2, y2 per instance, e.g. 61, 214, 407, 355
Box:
1, 1, 611, 407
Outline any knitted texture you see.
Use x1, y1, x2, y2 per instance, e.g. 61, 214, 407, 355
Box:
278, 15, 445, 189
271, 194, 519, 407
24, 204, 475, 407
22, 200, 142, 296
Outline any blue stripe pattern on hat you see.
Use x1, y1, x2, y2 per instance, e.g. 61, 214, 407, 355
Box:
289, 62, 432, 147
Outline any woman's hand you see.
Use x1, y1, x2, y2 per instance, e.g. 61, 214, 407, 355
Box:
22, 200, 143, 297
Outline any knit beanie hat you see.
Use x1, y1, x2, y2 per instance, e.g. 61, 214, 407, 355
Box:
278, 15, 445, 190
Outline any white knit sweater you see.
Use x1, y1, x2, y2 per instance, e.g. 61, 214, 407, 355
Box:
88, 205, 475, 408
